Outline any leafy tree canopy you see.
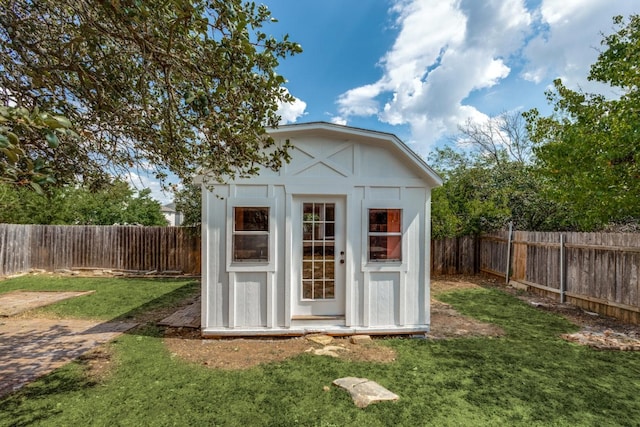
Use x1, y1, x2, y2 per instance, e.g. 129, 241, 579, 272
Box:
0, 0, 301, 188
430, 112, 570, 238
174, 183, 202, 229
0, 106, 77, 191
0, 180, 167, 225
526, 15, 640, 230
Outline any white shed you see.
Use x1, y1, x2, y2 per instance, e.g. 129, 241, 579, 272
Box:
200, 122, 442, 337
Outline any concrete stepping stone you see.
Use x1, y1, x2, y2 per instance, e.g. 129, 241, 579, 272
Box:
333, 377, 399, 408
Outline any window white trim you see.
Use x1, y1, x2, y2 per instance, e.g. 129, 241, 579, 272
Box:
361, 200, 408, 272
226, 197, 276, 272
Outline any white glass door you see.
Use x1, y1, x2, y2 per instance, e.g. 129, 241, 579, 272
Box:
292, 197, 345, 317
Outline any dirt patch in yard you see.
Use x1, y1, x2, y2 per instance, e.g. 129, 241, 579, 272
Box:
164, 331, 398, 370
0, 291, 94, 316
497, 282, 640, 350
163, 277, 504, 370
164, 276, 640, 369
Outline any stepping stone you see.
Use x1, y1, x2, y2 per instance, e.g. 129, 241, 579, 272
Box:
350, 335, 372, 344
306, 334, 333, 345
333, 377, 399, 408
308, 345, 347, 357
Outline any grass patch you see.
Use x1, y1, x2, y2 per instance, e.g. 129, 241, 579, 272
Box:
2, 280, 640, 425
0, 275, 199, 321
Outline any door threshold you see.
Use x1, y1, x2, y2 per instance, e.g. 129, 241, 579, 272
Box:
291, 315, 346, 321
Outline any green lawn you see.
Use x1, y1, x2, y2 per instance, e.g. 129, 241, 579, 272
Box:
2, 276, 640, 426
0, 275, 198, 321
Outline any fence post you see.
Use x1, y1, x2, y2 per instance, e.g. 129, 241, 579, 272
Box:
560, 233, 566, 303
505, 222, 513, 285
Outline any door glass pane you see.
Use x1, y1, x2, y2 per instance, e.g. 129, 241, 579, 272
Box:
313, 282, 324, 299
313, 224, 323, 240
301, 203, 336, 300
325, 205, 335, 221
302, 281, 312, 299
324, 243, 335, 259
303, 261, 313, 280
325, 281, 335, 298
325, 261, 335, 278
325, 223, 335, 239
313, 262, 324, 278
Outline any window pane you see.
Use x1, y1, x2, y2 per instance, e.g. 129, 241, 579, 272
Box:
234, 207, 269, 231
369, 236, 402, 261
369, 209, 401, 232
233, 235, 268, 261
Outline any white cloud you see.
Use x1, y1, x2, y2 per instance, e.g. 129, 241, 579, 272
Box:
523, 1, 637, 92
334, 0, 635, 152
336, 83, 382, 116
335, 0, 532, 147
276, 88, 307, 124
330, 115, 347, 125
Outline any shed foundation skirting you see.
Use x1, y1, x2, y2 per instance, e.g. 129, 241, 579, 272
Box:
201, 325, 429, 338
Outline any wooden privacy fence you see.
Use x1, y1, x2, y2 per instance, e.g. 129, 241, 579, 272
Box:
432, 231, 640, 324
0, 224, 201, 277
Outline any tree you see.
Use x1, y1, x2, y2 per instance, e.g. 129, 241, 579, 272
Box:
0, 0, 301, 188
174, 183, 202, 229
455, 112, 532, 166
0, 180, 167, 225
0, 106, 77, 191
526, 15, 640, 230
431, 112, 569, 238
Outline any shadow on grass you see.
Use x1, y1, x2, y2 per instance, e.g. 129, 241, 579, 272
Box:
109, 279, 200, 337
0, 279, 199, 408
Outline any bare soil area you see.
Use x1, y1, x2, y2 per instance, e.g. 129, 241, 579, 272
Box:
164, 276, 640, 370
164, 277, 504, 370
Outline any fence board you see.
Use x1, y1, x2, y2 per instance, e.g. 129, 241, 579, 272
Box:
431, 231, 640, 324
0, 224, 200, 277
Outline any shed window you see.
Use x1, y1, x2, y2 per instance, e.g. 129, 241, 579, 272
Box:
368, 209, 402, 262
233, 207, 269, 262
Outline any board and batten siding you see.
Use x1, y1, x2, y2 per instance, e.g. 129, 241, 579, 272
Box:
200, 123, 440, 335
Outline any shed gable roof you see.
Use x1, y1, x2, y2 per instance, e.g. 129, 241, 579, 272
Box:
267, 122, 442, 187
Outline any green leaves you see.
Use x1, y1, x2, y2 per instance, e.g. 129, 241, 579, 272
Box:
45, 132, 59, 148
526, 15, 640, 230
0, 180, 168, 225
1, 0, 301, 190
0, 106, 75, 190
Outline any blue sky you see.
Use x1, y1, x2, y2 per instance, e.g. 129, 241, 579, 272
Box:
269, 0, 638, 152
146, 0, 639, 204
